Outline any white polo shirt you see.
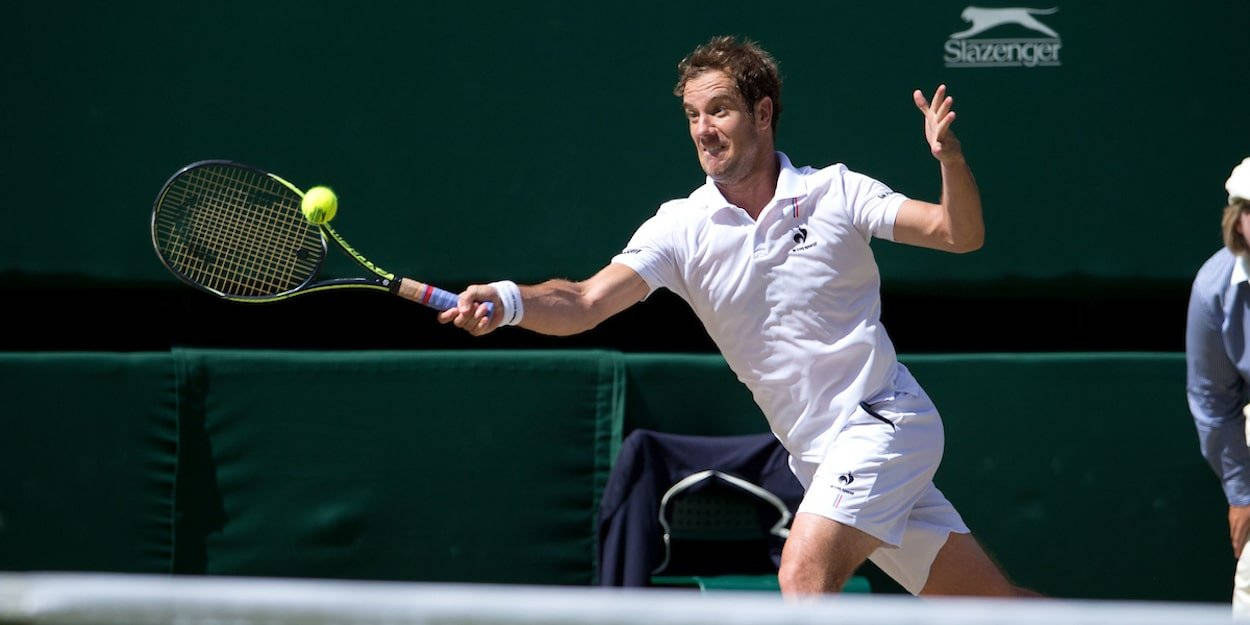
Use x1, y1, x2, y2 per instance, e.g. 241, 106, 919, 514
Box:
611, 152, 908, 462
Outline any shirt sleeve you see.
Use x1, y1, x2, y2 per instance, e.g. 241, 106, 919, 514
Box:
1186, 277, 1250, 505
842, 168, 908, 241
610, 211, 683, 298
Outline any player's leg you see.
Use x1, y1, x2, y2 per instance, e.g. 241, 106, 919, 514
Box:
780, 385, 942, 595
778, 512, 883, 594
920, 531, 1040, 597
864, 482, 1040, 597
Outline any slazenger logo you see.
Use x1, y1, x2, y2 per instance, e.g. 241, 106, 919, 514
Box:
944, 6, 1062, 69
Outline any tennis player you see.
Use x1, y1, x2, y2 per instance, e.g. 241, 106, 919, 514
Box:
441, 36, 1034, 597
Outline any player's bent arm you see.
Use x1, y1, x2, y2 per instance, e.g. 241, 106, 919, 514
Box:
438, 263, 649, 337
518, 264, 650, 336
892, 156, 984, 253
899, 86, 983, 253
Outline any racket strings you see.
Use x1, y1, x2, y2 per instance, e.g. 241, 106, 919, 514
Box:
154, 164, 323, 297
161, 173, 288, 296
194, 167, 306, 293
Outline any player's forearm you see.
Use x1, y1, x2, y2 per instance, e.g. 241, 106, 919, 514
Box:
937, 154, 984, 252
443, 265, 643, 337
517, 279, 607, 336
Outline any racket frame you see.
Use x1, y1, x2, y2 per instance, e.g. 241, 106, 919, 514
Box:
152, 160, 476, 314
151, 160, 398, 303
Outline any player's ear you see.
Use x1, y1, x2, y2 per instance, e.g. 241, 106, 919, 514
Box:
753, 96, 774, 131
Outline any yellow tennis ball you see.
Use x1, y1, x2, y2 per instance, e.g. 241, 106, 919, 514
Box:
301, 186, 338, 225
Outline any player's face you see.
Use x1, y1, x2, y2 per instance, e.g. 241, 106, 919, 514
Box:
682, 70, 768, 184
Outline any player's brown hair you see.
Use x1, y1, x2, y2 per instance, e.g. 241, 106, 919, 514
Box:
674, 36, 782, 133
1222, 199, 1250, 255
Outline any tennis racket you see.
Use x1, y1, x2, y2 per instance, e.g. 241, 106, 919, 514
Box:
151, 160, 489, 315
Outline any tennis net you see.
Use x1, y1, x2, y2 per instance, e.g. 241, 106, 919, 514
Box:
0, 572, 1234, 625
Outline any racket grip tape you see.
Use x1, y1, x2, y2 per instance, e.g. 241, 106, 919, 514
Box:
393, 278, 494, 317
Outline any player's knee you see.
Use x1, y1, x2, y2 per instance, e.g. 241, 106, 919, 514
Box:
778, 557, 852, 595
777, 560, 811, 595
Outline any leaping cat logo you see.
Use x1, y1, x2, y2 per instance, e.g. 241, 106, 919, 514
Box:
951, 6, 1059, 39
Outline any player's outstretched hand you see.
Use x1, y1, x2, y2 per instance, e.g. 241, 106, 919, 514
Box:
437, 284, 502, 336
913, 84, 963, 163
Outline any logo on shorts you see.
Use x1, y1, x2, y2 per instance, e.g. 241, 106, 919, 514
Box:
831, 472, 856, 505
792, 227, 807, 244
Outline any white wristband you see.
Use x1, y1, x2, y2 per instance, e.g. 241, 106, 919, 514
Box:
489, 280, 524, 326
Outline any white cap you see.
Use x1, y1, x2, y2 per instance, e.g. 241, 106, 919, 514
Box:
1229, 157, 1250, 203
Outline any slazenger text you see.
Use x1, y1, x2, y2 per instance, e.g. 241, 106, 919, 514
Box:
944, 38, 1061, 67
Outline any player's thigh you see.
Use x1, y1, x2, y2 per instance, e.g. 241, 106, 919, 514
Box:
779, 512, 883, 594
919, 531, 1017, 596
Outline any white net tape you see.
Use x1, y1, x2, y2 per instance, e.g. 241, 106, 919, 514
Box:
0, 573, 1235, 625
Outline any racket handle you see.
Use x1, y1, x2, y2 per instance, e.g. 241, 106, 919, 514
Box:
394, 278, 495, 317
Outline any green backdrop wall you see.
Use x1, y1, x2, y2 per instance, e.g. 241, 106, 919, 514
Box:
4, 1, 1248, 290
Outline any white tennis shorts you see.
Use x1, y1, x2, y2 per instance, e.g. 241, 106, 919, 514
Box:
790, 372, 970, 595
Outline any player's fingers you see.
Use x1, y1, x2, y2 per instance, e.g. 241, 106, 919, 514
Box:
936, 111, 956, 137
473, 305, 496, 333
929, 85, 947, 114
935, 95, 954, 120
437, 308, 458, 324
450, 299, 482, 329
452, 311, 477, 330
473, 302, 496, 326
457, 286, 479, 315
457, 284, 496, 315
912, 89, 928, 112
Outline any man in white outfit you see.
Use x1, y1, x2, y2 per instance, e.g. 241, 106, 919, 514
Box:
441, 36, 1035, 597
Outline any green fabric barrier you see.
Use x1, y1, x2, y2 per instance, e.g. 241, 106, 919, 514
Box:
623, 354, 766, 436
170, 349, 624, 584
0, 353, 175, 573
905, 353, 1224, 602
0, 349, 1228, 601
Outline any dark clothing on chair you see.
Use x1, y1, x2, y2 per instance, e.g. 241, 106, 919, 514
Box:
598, 429, 804, 586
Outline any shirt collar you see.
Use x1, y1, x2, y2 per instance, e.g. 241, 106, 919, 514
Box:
693, 151, 809, 215
1233, 253, 1250, 286
772, 152, 806, 202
